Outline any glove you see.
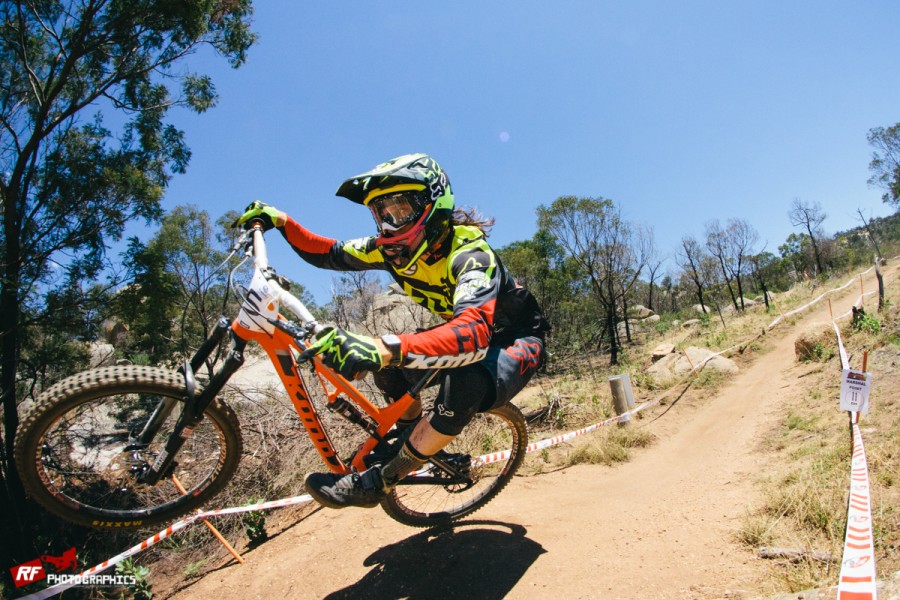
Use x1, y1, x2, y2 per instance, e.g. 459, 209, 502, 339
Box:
300, 326, 384, 379
231, 201, 285, 231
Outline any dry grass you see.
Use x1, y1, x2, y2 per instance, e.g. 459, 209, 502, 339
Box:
733, 273, 900, 592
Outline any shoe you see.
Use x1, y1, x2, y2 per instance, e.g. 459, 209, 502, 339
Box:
304, 466, 387, 509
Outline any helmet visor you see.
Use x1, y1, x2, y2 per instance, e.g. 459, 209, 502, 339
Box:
369, 191, 425, 237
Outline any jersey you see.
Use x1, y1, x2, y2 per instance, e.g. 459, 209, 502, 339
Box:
278, 217, 548, 369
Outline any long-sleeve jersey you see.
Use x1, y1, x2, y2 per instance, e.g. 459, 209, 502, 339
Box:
278, 217, 547, 369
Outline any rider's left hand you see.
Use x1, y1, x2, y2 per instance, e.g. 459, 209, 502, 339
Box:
231, 200, 286, 231
303, 326, 385, 379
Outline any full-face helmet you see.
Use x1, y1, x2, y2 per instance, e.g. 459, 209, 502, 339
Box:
336, 154, 454, 270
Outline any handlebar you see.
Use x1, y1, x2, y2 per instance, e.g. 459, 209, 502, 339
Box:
239, 224, 320, 331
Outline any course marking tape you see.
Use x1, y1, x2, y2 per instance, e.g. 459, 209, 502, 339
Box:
837, 423, 877, 600
20, 494, 315, 600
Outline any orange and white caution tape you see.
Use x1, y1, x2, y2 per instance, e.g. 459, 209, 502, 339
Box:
476, 397, 660, 467
20, 494, 315, 600
837, 423, 878, 600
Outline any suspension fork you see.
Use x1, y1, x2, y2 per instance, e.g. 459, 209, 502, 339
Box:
134, 317, 245, 485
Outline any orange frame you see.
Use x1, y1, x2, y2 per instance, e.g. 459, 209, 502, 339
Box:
232, 317, 416, 473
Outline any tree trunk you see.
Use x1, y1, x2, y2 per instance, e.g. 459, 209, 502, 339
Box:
621, 289, 632, 344
717, 256, 739, 311
875, 257, 885, 312
606, 304, 618, 365
806, 226, 824, 275
1, 186, 29, 563
695, 282, 708, 314
735, 270, 746, 311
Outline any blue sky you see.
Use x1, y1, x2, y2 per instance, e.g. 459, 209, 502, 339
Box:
160, 1, 900, 302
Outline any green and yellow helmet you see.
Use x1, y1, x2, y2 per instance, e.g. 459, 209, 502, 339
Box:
336, 154, 454, 270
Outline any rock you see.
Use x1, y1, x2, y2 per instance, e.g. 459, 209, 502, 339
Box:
100, 318, 129, 344
682, 319, 701, 328
645, 347, 738, 380
692, 304, 711, 314
645, 353, 679, 381
630, 304, 656, 319
642, 314, 661, 324
673, 347, 738, 375
617, 319, 641, 338
651, 343, 675, 361
90, 342, 116, 368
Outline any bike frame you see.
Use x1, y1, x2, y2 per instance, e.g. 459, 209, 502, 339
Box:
169, 226, 437, 476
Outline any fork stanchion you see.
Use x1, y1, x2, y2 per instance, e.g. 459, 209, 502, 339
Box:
172, 475, 244, 565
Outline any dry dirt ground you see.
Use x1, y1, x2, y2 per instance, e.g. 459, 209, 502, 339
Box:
159, 264, 898, 600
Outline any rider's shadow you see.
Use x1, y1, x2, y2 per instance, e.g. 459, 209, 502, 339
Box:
325, 520, 546, 600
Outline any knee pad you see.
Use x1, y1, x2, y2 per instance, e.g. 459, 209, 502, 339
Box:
427, 367, 494, 436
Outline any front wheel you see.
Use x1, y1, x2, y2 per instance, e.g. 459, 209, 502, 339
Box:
381, 403, 528, 527
14, 366, 243, 528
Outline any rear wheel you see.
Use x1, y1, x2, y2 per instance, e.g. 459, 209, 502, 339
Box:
15, 366, 242, 528
380, 404, 528, 527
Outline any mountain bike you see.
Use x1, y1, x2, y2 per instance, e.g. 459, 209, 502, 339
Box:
14, 225, 528, 529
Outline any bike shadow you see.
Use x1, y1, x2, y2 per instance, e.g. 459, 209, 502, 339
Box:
324, 520, 546, 600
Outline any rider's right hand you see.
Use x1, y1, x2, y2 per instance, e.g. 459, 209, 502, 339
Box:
231, 201, 286, 231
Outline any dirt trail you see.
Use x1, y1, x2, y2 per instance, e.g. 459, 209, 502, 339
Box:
165, 266, 893, 600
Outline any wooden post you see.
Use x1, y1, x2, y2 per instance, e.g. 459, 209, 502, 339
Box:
172, 475, 244, 564
608, 374, 634, 425
682, 349, 700, 377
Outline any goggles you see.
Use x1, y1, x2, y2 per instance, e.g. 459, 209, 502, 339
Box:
369, 191, 427, 237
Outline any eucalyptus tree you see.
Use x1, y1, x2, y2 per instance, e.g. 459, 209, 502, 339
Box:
725, 218, 758, 310
867, 123, 900, 209
677, 235, 710, 313
705, 220, 740, 311
537, 196, 648, 365
0, 0, 255, 557
788, 199, 827, 275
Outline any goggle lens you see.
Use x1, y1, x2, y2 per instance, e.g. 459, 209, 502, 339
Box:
370, 192, 422, 236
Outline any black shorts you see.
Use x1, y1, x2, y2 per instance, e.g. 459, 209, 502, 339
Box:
373, 336, 544, 436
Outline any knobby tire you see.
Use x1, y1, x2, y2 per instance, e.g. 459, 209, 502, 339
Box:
380, 403, 528, 527
14, 366, 242, 529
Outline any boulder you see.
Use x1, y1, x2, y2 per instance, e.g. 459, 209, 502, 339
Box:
651, 342, 675, 361
630, 305, 656, 319
642, 314, 661, 324
673, 346, 738, 375
692, 304, 711, 314
100, 318, 129, 344
645, 353, 679, 381
616, 319, 641, 338
90, 342, 116, 368
645, 346, 738, 381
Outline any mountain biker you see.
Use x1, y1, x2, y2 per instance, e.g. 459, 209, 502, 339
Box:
233, 153, 548, 509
